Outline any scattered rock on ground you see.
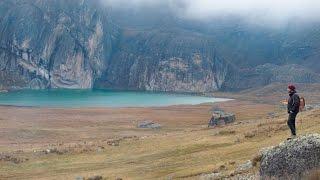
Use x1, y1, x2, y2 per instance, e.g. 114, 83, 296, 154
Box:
87, 176, 103, 180
45, 148, 66, 155
137, 121, 161, 129
96, 146, 105, 152
75, 176, 84, 180
0, 153, 29, 164
236, 160, 253, 172
260, 134, 320, 179
107, 139, 120, 146
229, 173, 258, 180
200, 172, 222, 180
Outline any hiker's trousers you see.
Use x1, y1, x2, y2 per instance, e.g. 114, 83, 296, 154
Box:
287, 113, 298, 136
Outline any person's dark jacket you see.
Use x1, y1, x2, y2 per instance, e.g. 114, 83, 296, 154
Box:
287, 92, 300, 114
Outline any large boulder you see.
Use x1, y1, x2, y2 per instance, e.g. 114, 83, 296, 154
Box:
137, 121, 161, 129
260, 134, 320, 179
208, 111, 236, 127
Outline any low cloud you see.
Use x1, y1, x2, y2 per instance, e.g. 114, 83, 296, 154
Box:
102, 0, 320, 26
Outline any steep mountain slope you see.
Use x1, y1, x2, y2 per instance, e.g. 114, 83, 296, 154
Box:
0, 0, 320, 92
96, 29, 232, 92
179, 19, 320, 70
0, 0, 118, 89
105, 6, 320, 91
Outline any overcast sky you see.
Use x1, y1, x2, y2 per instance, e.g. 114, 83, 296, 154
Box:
102, 0, 320, 26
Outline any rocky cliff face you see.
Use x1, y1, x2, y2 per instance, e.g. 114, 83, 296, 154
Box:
96, 3, 320, 92
96, 30, 231, 92
0, 0, 117, 89
1, 0, 320, 92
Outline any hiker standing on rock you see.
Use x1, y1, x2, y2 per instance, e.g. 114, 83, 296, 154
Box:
287, 85, 300, 140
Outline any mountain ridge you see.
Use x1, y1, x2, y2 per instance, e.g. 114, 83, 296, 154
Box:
0, 0, 320, 92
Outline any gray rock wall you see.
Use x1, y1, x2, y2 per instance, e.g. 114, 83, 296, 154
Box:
96, 30, 231, 92
1, 0, 320, 92
0, 0, 117, 90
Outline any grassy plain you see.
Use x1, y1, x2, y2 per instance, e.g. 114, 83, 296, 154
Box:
1, 83, 320, 179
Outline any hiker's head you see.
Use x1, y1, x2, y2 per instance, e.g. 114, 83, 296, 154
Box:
287, 84, 296, 94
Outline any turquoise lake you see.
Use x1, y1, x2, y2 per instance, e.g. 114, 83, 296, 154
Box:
0, 89, 230, 108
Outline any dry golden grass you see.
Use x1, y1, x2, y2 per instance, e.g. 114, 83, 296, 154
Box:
0, 105, 319, 179
214, 82, 320, 105
306, 169, 320, 180
1, 87, 320, 179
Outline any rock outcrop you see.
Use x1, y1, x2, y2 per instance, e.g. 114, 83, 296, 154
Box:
208, 111, 236, 127
0, 0, 233, 92
260, 134, 320, 179
0, 153, 29, 164
96, 30, 232, 92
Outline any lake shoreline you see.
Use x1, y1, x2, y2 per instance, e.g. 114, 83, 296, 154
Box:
0, 99, 273, 148
0, 99, 233, 110
0, 89, 232, 108
0, 88, 224, 98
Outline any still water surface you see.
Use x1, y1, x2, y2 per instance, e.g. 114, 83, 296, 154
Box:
0, 89, 230, 108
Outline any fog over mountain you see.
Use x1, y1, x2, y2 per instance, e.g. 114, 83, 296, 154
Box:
103, 0, 320, 26
0, 0, 320, 92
